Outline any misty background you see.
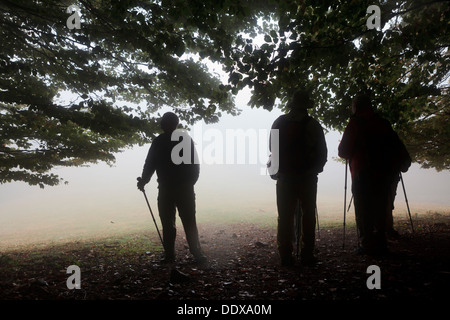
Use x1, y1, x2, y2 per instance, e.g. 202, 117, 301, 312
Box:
1, 89, 449, 248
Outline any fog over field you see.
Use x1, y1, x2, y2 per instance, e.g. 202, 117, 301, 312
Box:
1, 91, 449, 248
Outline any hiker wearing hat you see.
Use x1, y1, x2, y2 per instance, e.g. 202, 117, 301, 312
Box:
137, 112, 206, 264
270, 89, 328, 266
338, 94, 409, 256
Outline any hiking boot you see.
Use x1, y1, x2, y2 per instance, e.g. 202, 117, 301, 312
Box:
170, 269, 190, 283
300, 253, 318, 266
193, 253, 208, 264
280, 255, 295, 267
160, 253, 175, 264
354, 246, 368, 255
354, 245, 389, 257
387, 228, 400, 239
372, 245, 390, 257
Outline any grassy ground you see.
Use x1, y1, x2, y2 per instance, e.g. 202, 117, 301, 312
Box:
0, 211, 449, 303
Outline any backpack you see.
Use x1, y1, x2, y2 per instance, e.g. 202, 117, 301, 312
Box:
354, 114, 405, 176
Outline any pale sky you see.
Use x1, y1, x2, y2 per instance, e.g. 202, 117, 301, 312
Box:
1, 89, 449, 247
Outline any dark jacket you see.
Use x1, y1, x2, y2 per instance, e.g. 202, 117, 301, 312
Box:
338, 108, 410, 180
141, 130, 200, 186
271, 111, 327, 178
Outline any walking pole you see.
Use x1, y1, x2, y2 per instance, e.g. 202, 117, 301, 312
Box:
295, 201, 301, 259
315, 206, 320, 238
400, 173, 414, 233
343, 160, 348, 249
347, 195, 353, 212
140, 187, 164, 246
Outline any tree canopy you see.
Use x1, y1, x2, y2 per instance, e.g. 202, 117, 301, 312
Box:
1, 0, 448, 187
223, 0, 449, 170
0, 0, 257, 187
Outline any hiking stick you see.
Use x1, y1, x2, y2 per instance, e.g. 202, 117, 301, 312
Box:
141, 189, 164, 245
400, 173, 414, 233
343, 160, 348, 249
315, 206, 320, 238
347, 195, 353, 212
295, 200, 301, 259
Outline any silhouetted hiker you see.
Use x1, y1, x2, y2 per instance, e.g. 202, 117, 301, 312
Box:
270, 89, 327, 266
338, 94, 409, 255
137, 112, 206, 264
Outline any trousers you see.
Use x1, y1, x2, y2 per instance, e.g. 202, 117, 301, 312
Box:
352, 173, 390, 252
157, 183, 202, 258
276, 174, 318, 259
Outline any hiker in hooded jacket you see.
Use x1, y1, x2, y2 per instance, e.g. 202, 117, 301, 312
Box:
270, 89, 328, 266
338, 94, 411, 256
137, 112, 207, 264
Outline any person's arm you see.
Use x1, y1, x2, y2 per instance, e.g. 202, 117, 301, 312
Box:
137, 138, 159, 190
313, 121, 328, 173
269, 116, 283, 152
338, 119, 357, 160
190, 138, 200, 184
392, 131, 412, 173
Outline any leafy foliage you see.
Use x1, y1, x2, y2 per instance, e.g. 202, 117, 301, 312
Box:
1, 0, 448, 188
0, 0, 261, 186
223, 0, 449, 170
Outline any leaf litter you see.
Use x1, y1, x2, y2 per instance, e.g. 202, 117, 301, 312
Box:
0, 214, 449, 300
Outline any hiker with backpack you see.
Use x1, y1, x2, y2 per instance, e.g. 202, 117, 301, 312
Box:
338, 94, 410, 255
269, 89, 328, 266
